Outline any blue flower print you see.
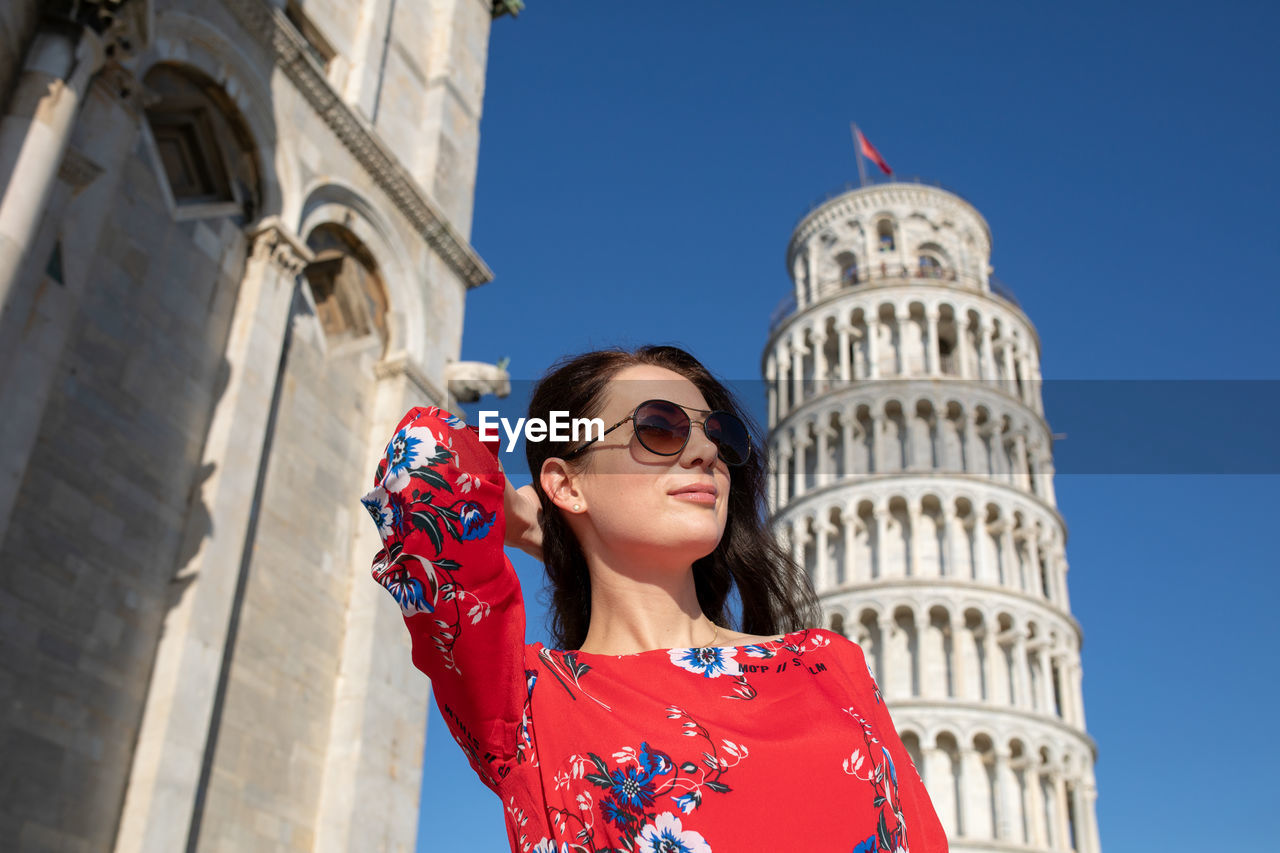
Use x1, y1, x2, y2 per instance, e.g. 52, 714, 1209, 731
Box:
600, 796, 641, 830
361, 487, 403, 540
851, 834, 877, 853
881, 746, 897, 787
667, 645, 742, 678
458, 500, 496, 540
531, 840, 568, 853
636, 741, 673, 778
637, 812, 712, 853
382, 424, 442, 493
379, 568, 431, 614
609, 764, 658, 810
671, 790, 701, 814
443, 412, 468, 430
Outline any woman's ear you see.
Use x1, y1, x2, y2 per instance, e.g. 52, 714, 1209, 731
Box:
540, 457, 585, 514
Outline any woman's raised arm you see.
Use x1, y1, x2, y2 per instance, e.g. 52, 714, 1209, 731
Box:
361, 406, 530, 792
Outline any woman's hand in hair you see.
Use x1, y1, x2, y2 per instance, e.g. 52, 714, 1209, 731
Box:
503, 479, 544, 562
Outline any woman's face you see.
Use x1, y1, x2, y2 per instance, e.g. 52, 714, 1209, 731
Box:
562, 364, 732, 569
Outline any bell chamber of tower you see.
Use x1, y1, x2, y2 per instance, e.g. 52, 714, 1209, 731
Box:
763, 181, 1101, 853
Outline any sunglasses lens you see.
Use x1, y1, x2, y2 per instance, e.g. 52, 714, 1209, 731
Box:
633, 401, 690, 455
631, 400, 751, 466
705, 412, 751, 466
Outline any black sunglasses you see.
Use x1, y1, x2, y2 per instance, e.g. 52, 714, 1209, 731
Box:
562, 399, 752, 467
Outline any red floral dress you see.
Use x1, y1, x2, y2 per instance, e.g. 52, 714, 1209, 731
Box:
362, 407, 949, 853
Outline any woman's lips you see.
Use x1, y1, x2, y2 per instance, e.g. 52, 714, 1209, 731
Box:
669, 484, 718, 505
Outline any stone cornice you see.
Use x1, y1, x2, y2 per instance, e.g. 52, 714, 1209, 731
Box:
375, 352, 446, 406
764, 277, 1041, 358
789, 183, 993, 270
248, 216, 314, 274
223, 0, 494, 289
817, 576, 1083, 643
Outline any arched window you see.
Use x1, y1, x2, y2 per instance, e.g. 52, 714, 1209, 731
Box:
142, 64, 260, 221
877, 219, 896, 252
918, 253, 943, 277
303, 224, 389, 348
836, 251, 859, 285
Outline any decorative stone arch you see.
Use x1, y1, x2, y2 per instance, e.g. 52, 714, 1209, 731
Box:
139, 10, 291, 220
298, 181, 418, 359
873, 211, 899, 253
916, 240, 953, 278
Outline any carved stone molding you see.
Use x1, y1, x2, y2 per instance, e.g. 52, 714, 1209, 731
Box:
222, 0, 493, 289
248, 216, 313, 275
375, 352, 446, 405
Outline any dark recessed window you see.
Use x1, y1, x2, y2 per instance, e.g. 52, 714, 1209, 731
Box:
877, 220, 895, 252
142, 64, 260, 220
147, 108, 232, 204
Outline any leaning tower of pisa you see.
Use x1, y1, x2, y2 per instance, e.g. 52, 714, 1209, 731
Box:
763, 180, 1101, 853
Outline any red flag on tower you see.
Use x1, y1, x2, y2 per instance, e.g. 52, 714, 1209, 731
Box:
854, 126, 893, 175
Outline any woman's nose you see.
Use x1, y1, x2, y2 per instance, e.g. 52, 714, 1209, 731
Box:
681, 421, 720, 469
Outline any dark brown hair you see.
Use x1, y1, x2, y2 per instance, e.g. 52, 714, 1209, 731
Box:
524, 345, 820, 649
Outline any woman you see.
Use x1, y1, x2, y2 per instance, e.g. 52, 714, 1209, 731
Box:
363, 345, 947, 852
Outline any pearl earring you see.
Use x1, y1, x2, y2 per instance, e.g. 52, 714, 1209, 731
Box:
572, 504, 580, 512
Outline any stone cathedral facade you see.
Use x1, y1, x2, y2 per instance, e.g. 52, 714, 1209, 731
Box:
0, 1, 514, 850
764, 181, 1101, 852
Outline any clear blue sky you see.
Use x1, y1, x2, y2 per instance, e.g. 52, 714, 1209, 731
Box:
410, 2, 1280, 850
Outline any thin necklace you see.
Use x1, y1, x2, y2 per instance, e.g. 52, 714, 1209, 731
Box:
700, 622, 720, 649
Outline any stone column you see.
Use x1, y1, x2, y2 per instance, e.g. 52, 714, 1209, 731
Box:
1018, 351, 1035, 406
906, 503, 921, 578
1038, 647, 1055, 715
984, 626, 1003, 705
948, 612, 965, 699
1013, 432, 1030, 491
837, 324, 852, 382
890, 307, 905, 376
315, 356, 440, 853
812, 330, 828, 393
1084, 780, 1102, 853
1012, 631, 1030, 710
963, 410, 981, 478
978, 320, 994, 382
959, 317, 974, 379
804, 250, 817, 308
1072, 659, 1088, 729
776, 341, 790, 418
999, 523, 1018, 590
841, 507, 858, 584
941, 505, 957, 579
957, 746, 985, 839
867, 313, 881, 379
1052, 771, 1071, 850
1057, 550, 1072, 610
814, 519, 830, 591
790, 339, 805, 408
0, 24, 104, 320
814, 419, 830, 491
113, 222, 312, 853
1026, 763, 1049, 848
840, 410, 856, 478
993, 748, 1015, 841
922, 746, 956, 837
792, 433, 808, 499
872, 503, 888, 580
926, 308, 941, 375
